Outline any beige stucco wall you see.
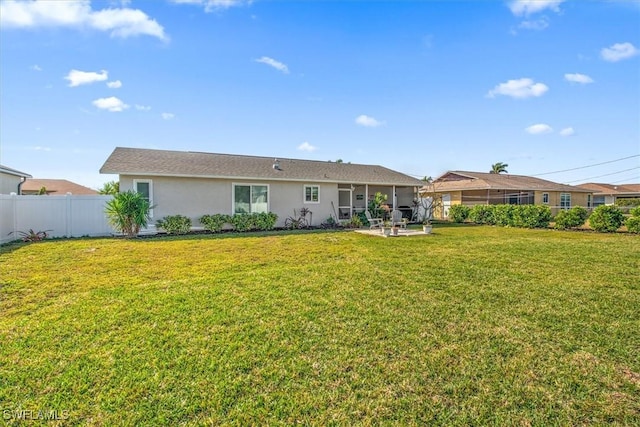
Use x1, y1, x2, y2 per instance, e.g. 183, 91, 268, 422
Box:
120, 175, 341, 227
0, 173, 22, 194
533, 191, 592, 215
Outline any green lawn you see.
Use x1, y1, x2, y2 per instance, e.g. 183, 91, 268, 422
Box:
1, 226, 639, 425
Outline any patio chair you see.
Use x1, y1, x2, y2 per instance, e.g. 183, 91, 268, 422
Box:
365, 210, 383, 229
391, 209, 407, 229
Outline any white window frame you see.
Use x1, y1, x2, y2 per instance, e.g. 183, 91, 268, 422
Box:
232, 183, 270, 214
560, 193, 571, 210
303, 184, 320, 204
587, 194, 592, 208
542, 193, 549, 204
133, 179, 153, 218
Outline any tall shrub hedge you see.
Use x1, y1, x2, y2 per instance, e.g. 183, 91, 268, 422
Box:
448, 205, 470, 223
468, 205, 495, 225
554, 206, 589, 230
468, 204, 551, 229
624, 206, 640, 234
589, 205, 624, 232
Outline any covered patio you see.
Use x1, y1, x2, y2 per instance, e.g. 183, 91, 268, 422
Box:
337, 184, 418, 221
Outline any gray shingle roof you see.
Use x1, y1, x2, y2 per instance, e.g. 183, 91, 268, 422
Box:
100, 147, 424, 186
577, 182, 640, 196
0, 164, 32, 178
429, 171, 593, 193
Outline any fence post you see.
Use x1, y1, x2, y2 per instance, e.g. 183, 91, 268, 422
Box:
12, 193, 18, 238
65, 193, 73, 237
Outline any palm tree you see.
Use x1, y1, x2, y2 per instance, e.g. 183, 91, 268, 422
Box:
490, 162, 509, 174
104, 190, 151, 238
98, 180, 120, 195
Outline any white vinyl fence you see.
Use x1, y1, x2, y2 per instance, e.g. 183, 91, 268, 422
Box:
0, 194, 115, 244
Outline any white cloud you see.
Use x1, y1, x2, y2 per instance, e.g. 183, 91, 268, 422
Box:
65, 69, 108, 87
355, 115, 384, 127
161, 112, 175, 120
559, 127, 575, 136
135, 104, 151, 111
92, 96, 129, 112
170, 0, 246, 12
525, 123, 553, 134
600, 42, 639, 62
564, 73, 594, 84
517, 17, 549, 31
0, 0, 167, 41
508, 0, 564, 16
30, 64, 42, 71
297, 142, 317, 152
107, 80, 122, 88
255, 56, 289, 74
487, 78, 549, 99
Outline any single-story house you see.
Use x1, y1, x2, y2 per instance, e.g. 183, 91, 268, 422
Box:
0, 164, 32, 195
100, 147, 424, 227
20, 179, 98, 195
576, 182, 640, 207
422, 171, 594, 219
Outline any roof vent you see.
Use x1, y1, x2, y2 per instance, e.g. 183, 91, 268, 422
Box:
273, 159, 281, 170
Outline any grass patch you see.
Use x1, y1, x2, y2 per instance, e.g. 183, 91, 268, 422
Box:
1, 226, 639, 425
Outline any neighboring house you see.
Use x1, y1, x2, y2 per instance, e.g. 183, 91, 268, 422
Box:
0, 164, 32, 194
100, 147, 424, 227
20, 179, 98, 195
423, 171, 594, 219
576, 183, 640, 207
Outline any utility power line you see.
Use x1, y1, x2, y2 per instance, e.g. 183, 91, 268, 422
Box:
531, 154, 640, 177
564, 166, 640, 183
608, 175, 640, 184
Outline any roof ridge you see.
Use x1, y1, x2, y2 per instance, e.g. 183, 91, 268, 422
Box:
116, 146, 383, 168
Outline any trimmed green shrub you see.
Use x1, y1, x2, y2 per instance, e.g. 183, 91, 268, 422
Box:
589, 205, 625, 232
626, 216, 640, 234
230, 214, 254, 232
554, 206, 589, 230
200, 214, 231, 233
448, 205, 470, 223
254, 212, 278, 230
514, 205, 552, 229
201, 212, 277, 232
230, 212, 278, 232
493, 204, 515, 226
615, 198, 640, 207
156, 215, 192, 234
467, 204, 551, 229
468, 205, 495, 225
625, 206, 640, 233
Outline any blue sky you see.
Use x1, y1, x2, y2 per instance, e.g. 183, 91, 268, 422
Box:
1, 0, 639, 189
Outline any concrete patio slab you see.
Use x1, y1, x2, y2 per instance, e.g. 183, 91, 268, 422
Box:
354, 228, 429, 237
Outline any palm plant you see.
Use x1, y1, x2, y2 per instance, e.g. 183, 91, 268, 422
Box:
98, 180, 120, 195
104, 190, 151, 238
490, 162, 509, 174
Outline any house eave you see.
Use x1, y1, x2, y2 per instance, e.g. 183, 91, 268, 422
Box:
0, 166, 32, 178
108, 171, 421, 187
421, 185, 593, 193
